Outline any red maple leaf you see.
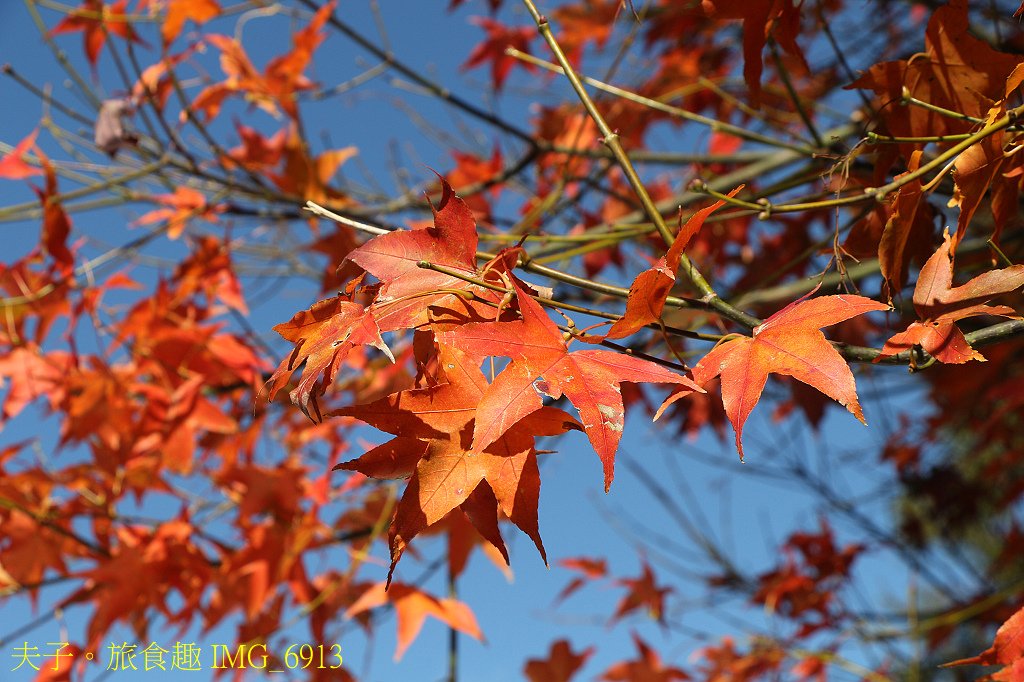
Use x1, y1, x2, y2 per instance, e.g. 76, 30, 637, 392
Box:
611, 561, 672, 625
271, 179, 501, 420
877, 229, 1024, 364
348, 179, 479, 299
345, 178, 499, 331
554, 556, 608, 604
601, 633, 691, 681
335, 345, 581, 579
441, 277, 702, 490
848, 0, 1023, 141
190, 2, 335, 120
606, 187, 742, 339
32, 151, 75, 272
702, 0, 806, 106
0, 130, 43, 180
668, 293, 888, 459
223, 123, 287, 172
524, 640, 594, 682
450, 0, 504, 12
49, 0, 145, 67
696, 637, 781, 681
446, 145, 505, 220
461, 17, 535, 91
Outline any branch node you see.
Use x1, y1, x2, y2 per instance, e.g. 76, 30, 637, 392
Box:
863, 187, 884, 202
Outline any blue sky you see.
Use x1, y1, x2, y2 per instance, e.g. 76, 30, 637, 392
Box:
0, 2, 939, 680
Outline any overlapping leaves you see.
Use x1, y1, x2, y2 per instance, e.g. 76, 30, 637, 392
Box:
271, 180, 705, 576
878, 230, 1024, 364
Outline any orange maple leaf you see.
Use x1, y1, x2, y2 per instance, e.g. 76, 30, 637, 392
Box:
132, 48, 196, 112
335, 345, 581, 580
160, 0, 221, 46
344, 178, 501, 331
190, 2, 335, 120
878, 150, 933, 300
133, 186, 224, 239
943, 604, 1024, 678
461, 17, 535, 90
606, 187, 742, 339
0, 346, 71, 419
62, 521, 211, 651
877, 229, 1024, 364
552, 0, 622, 62
344, 582, 483, 661
269, 125, 356, 209
950, 103, 1010, 249
265, 297, 395, 421
668, 293, 888, 459
173, 235, 248, 314
0, 260, 72, 345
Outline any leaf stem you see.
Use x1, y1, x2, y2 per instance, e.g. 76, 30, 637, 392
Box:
866, 131, 972, 144
505, 47, 813, 154
519, 0, 761, 329
304, 202, 708, 312
24, 0, 101, 111
987, 239, 1015, 267
415, 260, 720, 343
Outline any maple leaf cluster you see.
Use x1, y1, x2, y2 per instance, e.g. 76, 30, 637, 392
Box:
6, 0, 1024, 679
267, 180, 702, 581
